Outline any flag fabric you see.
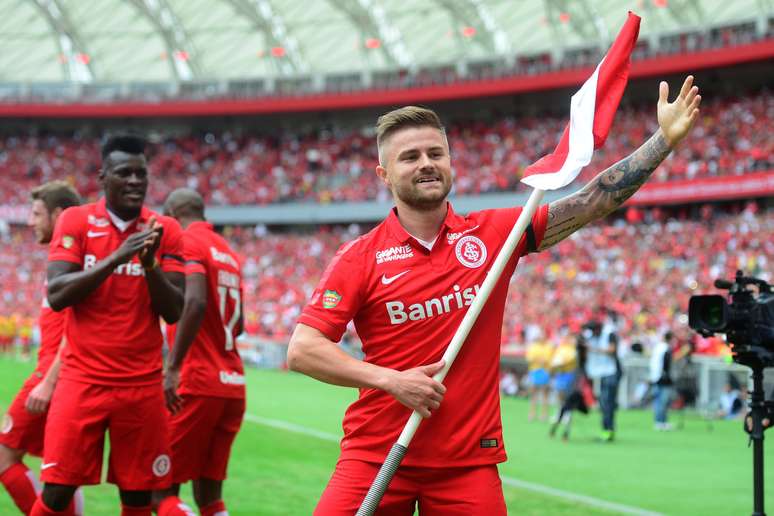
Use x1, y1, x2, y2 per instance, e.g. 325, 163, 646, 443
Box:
520, 12, 641, 191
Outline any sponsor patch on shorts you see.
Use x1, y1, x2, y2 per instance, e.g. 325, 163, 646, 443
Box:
480, 438, 498, 448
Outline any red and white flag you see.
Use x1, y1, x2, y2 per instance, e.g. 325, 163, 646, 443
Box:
521, 12, 641, 191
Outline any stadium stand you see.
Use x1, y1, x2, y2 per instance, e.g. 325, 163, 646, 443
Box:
0, 203, 770, 360
0, 90, 770, 207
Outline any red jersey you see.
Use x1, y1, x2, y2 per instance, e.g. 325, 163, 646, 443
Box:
174, 221, 245, 399
298, 203, 548, 467
48, 197, 185, 386
36, 287, 65, 375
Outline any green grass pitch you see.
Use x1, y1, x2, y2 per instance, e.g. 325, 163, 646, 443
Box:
0, 355, 771, 515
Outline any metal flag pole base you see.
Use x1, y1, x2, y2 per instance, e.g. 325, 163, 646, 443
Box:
356, 188, 546, 516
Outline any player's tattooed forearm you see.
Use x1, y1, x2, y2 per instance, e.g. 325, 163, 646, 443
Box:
542, 214, 583, 247
596, 132, 671, 205
539, 131, 671, 250
542, 222, 585, 247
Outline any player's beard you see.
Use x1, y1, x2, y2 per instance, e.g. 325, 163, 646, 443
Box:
34, 220, 53, 244
392, 174, 452, 211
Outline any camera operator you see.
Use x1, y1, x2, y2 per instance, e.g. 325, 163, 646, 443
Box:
583, 320, 620, 442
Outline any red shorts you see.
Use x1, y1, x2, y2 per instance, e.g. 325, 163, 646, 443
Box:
168, 395, 244, 483
315, 459, 506, 516
42, 378, 171, 490
0, 372, 47, 456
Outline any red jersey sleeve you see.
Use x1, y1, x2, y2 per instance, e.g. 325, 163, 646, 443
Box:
484, 204, 549, 257
48, 206, 85, 265
182, 232, 207, 276
297, 240, 364, 342
159, 216, 186, 273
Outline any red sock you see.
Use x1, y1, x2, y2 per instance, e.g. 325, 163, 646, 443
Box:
0, 462, 40, 513
157, 496, 196, 516
200, 499, 228, 516
120, 505, 152, 516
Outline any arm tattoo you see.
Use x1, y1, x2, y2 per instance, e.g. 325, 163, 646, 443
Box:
540, 131, 671, 250
596, 131, 671, 206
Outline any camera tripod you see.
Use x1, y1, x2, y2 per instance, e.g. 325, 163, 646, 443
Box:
738, 352, 774, 516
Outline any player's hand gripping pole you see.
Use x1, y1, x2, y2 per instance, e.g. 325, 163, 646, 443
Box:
356, 188, 545, 516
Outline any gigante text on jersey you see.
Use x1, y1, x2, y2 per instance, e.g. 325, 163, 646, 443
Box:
385, 283, 481, 325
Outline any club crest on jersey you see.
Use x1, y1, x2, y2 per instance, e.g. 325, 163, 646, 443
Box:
87, 215, 110, 227
152, 454, 171, 477
322, 290, 342, 309
1, 414, 12, 434
62, 236, 74, 249
455, 236, 487, 268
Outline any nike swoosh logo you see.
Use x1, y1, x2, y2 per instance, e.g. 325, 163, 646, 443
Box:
87, 231, 109, 238
381, 270, 410, 285
461, 225, 480, 235
41, 462, 57, 470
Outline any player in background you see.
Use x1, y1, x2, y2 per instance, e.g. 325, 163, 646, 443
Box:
153, 188, 245, 516
30, 135, 185, 516
0, 181, 83, 515
525, 336, 552, 421
288, 75, 701, 513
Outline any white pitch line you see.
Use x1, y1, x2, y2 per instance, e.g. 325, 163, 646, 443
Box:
244, 414, 341, 442
245, 413, 663, 516
499, 477, 663, 516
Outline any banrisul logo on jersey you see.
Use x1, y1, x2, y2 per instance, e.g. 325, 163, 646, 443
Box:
322, 290, 342, 309
455, 236, 487, 268
385, 283, 482, 324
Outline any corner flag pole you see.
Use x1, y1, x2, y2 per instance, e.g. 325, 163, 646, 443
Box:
356, 187, 545, 516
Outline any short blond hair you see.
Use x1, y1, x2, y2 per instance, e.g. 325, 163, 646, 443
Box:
376, 106, 446, 165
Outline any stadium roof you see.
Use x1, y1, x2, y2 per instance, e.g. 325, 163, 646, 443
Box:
0, 0, 770, 83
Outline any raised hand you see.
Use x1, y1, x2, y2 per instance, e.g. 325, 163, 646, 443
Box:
384, 359, 447, 418
657, 75, 702, 148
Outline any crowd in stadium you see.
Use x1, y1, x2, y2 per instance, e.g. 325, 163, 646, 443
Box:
1, 202, 769, 359
0, 91, 770, 207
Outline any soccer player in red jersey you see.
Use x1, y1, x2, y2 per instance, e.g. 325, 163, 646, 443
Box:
30, 135, 186, 516
0, 181, 81, 515
289, 76, 701, 514
152, 188, 245, 516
